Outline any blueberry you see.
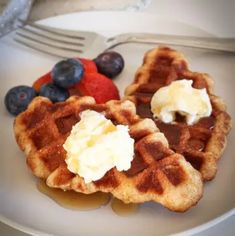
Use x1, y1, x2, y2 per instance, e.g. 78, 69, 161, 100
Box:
4, 86, 37, 116
94, 51, 124, 78
52, 58, 84, 88
39, 83, 69, 103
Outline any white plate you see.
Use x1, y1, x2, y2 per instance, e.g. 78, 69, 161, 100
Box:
0, 11, 234, 236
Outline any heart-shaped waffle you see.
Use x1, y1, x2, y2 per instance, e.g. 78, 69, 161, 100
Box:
14, 96, 202, 212
125, 47, 232, 181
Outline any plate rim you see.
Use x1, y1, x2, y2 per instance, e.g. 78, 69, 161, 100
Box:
36, 10, 215, 37
1, 209, 235, 236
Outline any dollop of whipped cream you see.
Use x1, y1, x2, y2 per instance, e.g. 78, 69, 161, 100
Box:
63, 110, 134, 183
150, 79, 212, 125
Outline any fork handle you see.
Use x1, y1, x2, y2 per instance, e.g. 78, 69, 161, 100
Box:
108, 33, 235, 53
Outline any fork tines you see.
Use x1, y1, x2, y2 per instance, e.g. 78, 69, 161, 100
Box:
14, 22, 96, 58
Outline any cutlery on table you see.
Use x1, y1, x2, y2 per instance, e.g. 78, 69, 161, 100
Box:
14, 22, 235, 58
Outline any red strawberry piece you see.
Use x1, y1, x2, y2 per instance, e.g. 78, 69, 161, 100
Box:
32, 72, 52, 92
77, 58, 97, 73
74, 73, 120, 104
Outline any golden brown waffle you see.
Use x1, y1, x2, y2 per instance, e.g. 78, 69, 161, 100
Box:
14, 95, 203, 212
125, 47, 232, 181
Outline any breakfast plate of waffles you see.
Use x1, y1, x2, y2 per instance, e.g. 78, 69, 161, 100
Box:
0, 11, 235, 236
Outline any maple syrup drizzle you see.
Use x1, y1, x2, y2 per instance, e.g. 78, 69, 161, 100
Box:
111, 198, 139, 216
37, 180, 110, 210
37, 180, 139, 215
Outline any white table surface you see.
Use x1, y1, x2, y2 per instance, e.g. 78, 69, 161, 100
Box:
1, 0, 234, 235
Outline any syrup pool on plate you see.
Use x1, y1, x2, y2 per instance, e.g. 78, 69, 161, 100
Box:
111, 198, 139, 216
37, 180, 139, 215
37, 180, 110, 210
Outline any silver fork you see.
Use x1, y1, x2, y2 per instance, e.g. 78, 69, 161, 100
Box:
14, 22, 235, 58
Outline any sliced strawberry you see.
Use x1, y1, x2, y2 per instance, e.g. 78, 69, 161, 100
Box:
74, 73, 120, 104
32, 72, 52, 92
77, 58, 97, 73
33, 59, 96, 93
